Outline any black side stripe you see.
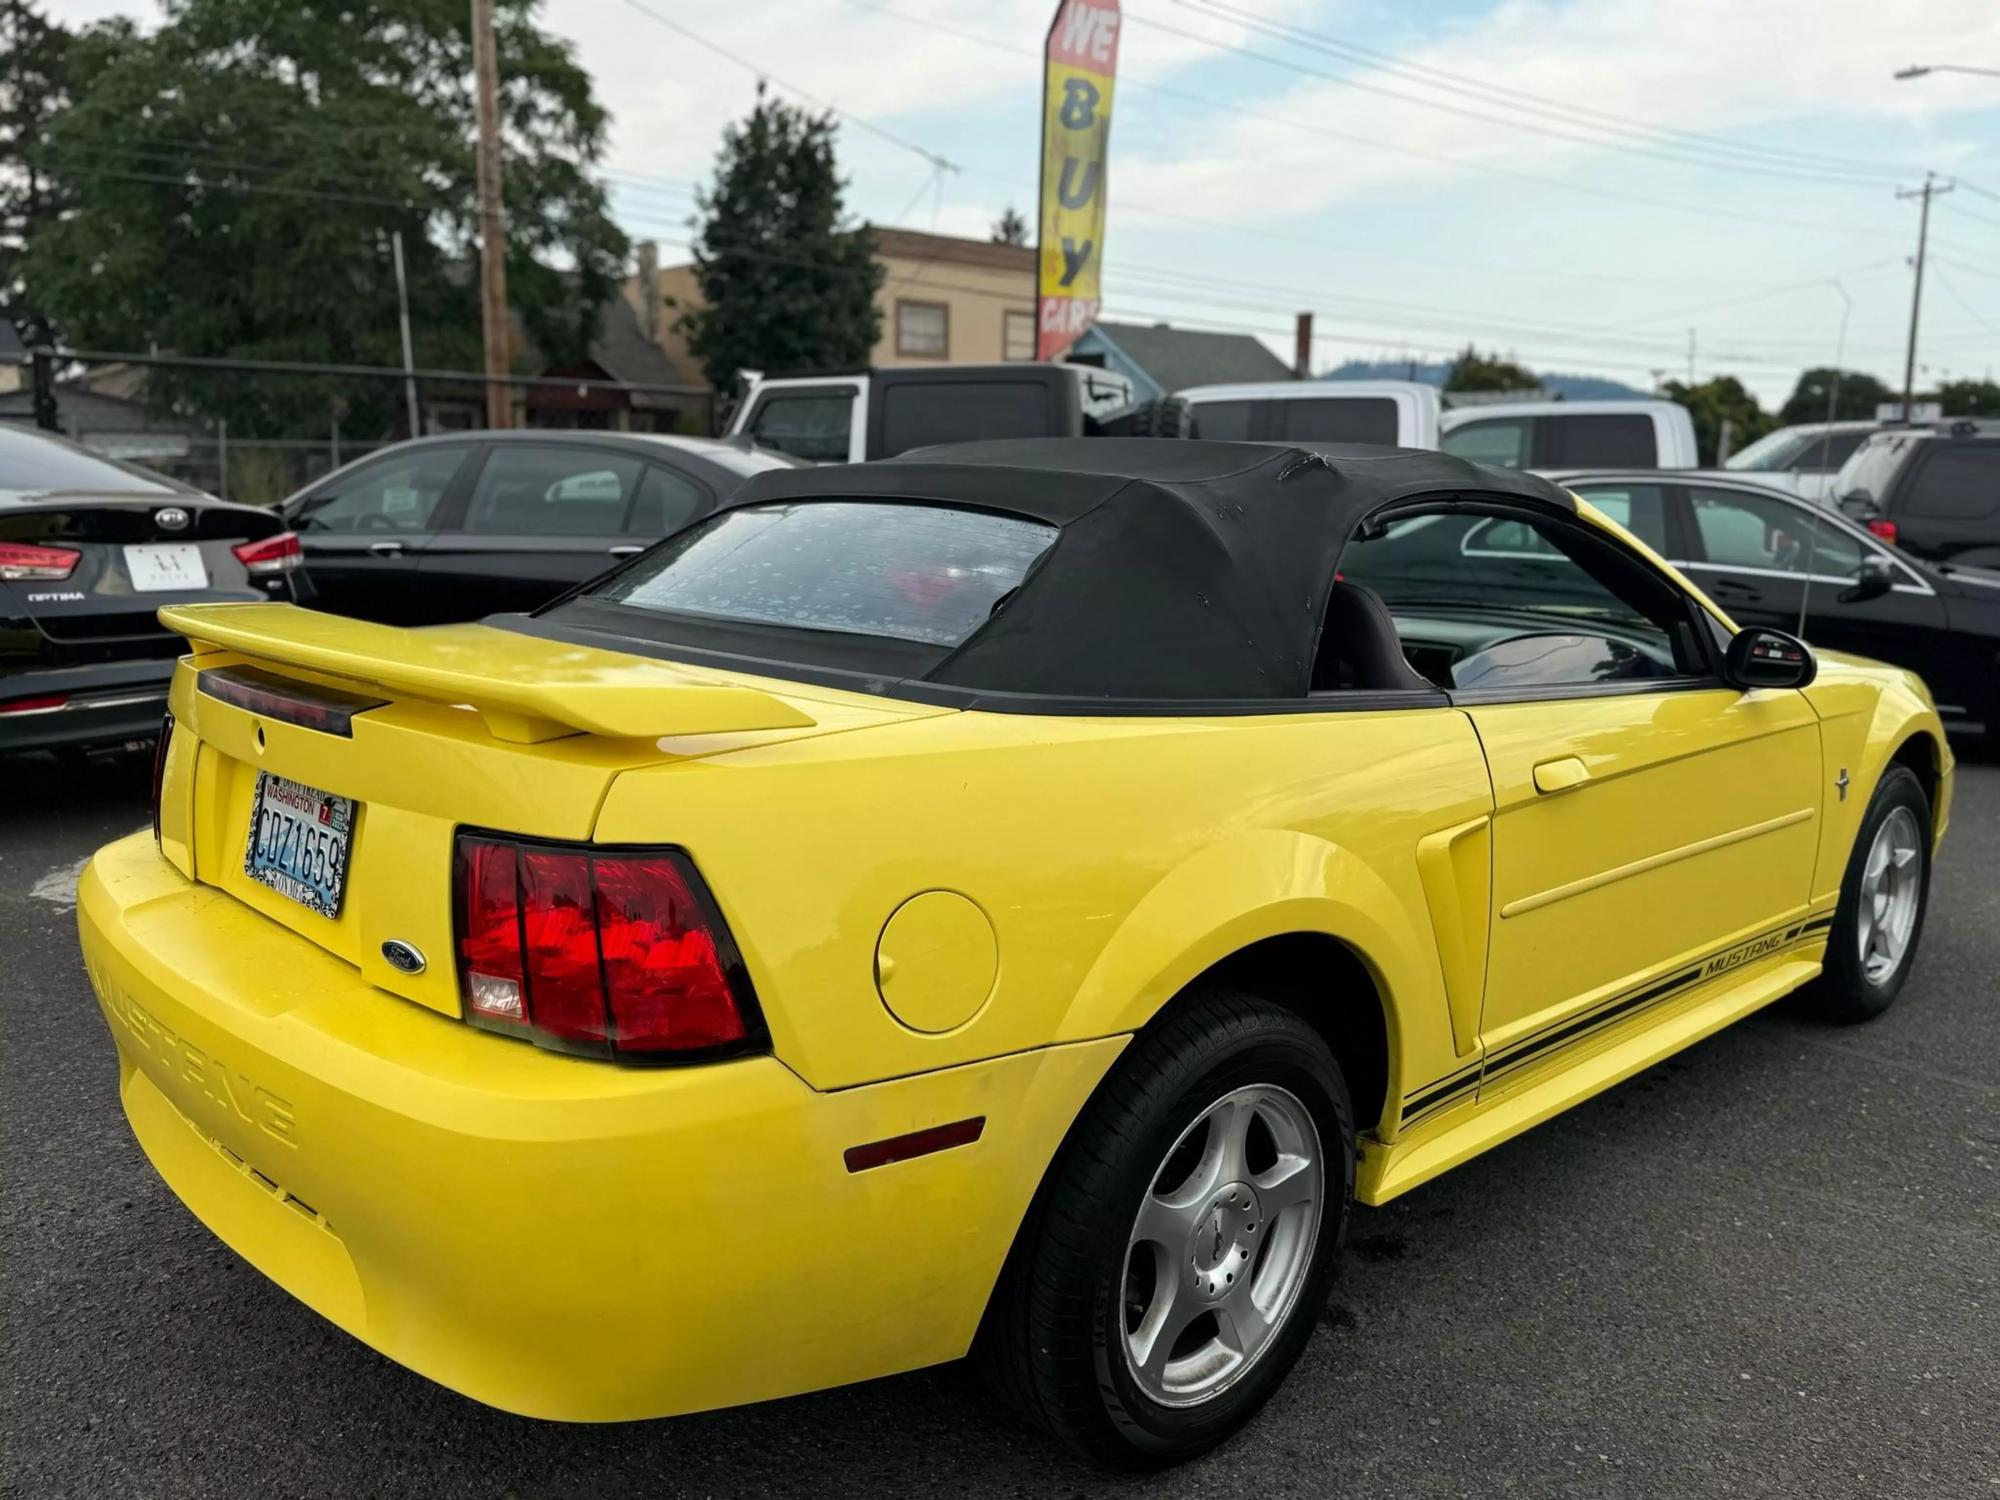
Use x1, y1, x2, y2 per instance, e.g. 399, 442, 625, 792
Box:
1398, 911, 1839, 1123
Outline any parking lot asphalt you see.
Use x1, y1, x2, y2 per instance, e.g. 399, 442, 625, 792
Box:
2, 749, 1995, 1500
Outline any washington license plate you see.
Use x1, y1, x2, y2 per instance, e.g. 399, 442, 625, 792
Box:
125, 543, 207, 593
244, 772, 355, 918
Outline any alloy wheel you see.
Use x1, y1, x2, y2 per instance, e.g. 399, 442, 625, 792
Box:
1121, 1085, 1324, 1408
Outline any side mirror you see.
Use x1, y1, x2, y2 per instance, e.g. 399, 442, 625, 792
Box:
1836, 487, 1876, 518
1723, 627, 1817, 691
1838, 553, 1896, 604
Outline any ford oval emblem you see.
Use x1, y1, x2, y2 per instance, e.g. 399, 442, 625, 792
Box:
381, 940, 426, 975
154, 506, 191, 532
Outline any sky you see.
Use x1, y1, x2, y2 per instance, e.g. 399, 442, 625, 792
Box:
44, 0, 2000, 406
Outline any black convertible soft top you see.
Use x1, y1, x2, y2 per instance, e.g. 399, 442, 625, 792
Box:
539, 438, 1576, 707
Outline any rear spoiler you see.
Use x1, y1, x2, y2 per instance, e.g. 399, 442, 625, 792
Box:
158, 603, 816, 744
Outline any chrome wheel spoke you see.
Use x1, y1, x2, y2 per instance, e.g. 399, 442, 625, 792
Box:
1127, 1259, 1194, 1385
1215, 1285, 1274, 1359
1254, 1152, 1316, 1221
1133, 1187, 1199, 1250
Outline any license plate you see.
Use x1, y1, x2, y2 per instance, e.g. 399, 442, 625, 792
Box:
244, 772, 355, 919
126, 543, 207, 593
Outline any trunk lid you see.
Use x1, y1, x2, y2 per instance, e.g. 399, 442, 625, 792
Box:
155, 603, 943, 1018
2, 492, 289, 671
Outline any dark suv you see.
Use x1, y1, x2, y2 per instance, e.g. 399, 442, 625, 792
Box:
1832, 421, 2000, 568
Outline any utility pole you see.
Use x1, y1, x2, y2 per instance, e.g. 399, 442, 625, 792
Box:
391, 230, 422, 437
1896, 172, 1952, 422
1293, 313, 1313, 378
471, 0, 511, 429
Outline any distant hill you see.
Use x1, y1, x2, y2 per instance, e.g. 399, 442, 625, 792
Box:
1322, 359, 1649, 402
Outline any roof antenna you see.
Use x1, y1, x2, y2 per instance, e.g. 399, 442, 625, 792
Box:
1795, 281, 1853, 642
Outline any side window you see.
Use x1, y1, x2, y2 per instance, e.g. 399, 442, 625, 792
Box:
1275, 398, 1400, 446
293, 446, 466, 532
1689, 487, 1865, 579
627, 465, 706, 537
1440, 417, 1531, 468
1901, 445, 2000, 519
1190, 400, 1254, 440
1334, 505, 1700, 693
1795, 430, 1868, 472
876, 381, 1051, 458
1496, 484, 1667, 553
747, 394, 853, 463
1540, 413, 1656, 467
462, 447, 642, 536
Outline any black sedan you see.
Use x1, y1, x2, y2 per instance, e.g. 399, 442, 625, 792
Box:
1548, 469, 2000, 738
282, 430, 798, 625
1, 424, 303, 754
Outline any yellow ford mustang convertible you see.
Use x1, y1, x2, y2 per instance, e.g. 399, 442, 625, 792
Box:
79, 439, 1951, 1468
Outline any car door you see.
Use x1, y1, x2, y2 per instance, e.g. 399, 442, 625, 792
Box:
286, 443, 473, 623
416, 443, 649, 619
1338, 497, 1823, 1083
738, 385, 860, 463
1660, 481, 1968, 723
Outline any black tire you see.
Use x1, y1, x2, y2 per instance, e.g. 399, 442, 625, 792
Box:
1807, 764, 1932, 1023
1132, 396, 1194, 439
976, 990, 1354, 1470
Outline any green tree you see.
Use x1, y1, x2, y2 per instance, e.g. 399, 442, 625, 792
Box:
23, 0, 626, 437
1660, 375, 1774, 465
0, 0, 75, 337
1779, 366, 1894, 425
682, 86, 882, 392
1932, 377, 2000, 418
991, 204, 1029, 247
1444, 344, 1538, 394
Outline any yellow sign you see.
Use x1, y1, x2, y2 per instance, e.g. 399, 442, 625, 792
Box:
1037, 0, 1120, 360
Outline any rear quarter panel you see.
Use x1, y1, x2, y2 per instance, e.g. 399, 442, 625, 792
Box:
593, 703, 1495, 1118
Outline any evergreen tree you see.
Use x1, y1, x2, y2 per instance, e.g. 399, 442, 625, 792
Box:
682, 85, 882, 391
22, 0, 626, 436
1660, 375, 1774, 464
0, 0, 75, 337
1444, 344, 1538, 394
1779, 367, 1894, 425
991, 204, 1029, 247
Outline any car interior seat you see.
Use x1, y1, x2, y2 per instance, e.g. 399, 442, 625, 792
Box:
1311, 579, 1437, 693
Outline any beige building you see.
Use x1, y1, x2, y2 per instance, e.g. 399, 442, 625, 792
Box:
632, 227, 1038, 403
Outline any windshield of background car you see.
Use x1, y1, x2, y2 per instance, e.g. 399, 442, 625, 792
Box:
1834, 432, 1922, 501
0, 425, 184, 496
1339, 509, 1664, 633
593, 500, 1059, 646
1725, 427, 1820, 470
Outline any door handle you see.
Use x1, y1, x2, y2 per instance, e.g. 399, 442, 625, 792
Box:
1532, 756, 1590, 794
607, 544, 644, 557
366, 540, 406, 556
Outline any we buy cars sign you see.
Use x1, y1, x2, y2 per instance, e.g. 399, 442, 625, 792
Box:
1036, 0, 1120, 361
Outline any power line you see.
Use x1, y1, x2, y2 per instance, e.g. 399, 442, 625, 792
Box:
1176, 0, 1916, 183
613, 0, 960, 177
840, 0, 1905, 252
1927, 265, 1999, 338
1118, 10, 1910, 239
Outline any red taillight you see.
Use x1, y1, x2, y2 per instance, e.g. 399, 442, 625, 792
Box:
151, 712, 175, 841
1864, 518, 1898, 544
453, 834, 759, 1062
0, 541, 81, 581
0, 693, 69, 715
232, 531, 302, 575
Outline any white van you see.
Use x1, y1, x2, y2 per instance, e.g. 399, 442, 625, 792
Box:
1176, 381, 1441, 449
1439, 399, 1698, 470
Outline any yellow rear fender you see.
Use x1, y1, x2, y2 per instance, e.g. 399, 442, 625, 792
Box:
1053, 828, 1449, 1127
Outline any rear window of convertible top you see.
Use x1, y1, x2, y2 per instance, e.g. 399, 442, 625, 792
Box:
591, 500, 1059, 647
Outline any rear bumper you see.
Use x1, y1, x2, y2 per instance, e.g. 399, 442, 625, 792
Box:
0, 658, 172, 752
78, 832, 1119, 1421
